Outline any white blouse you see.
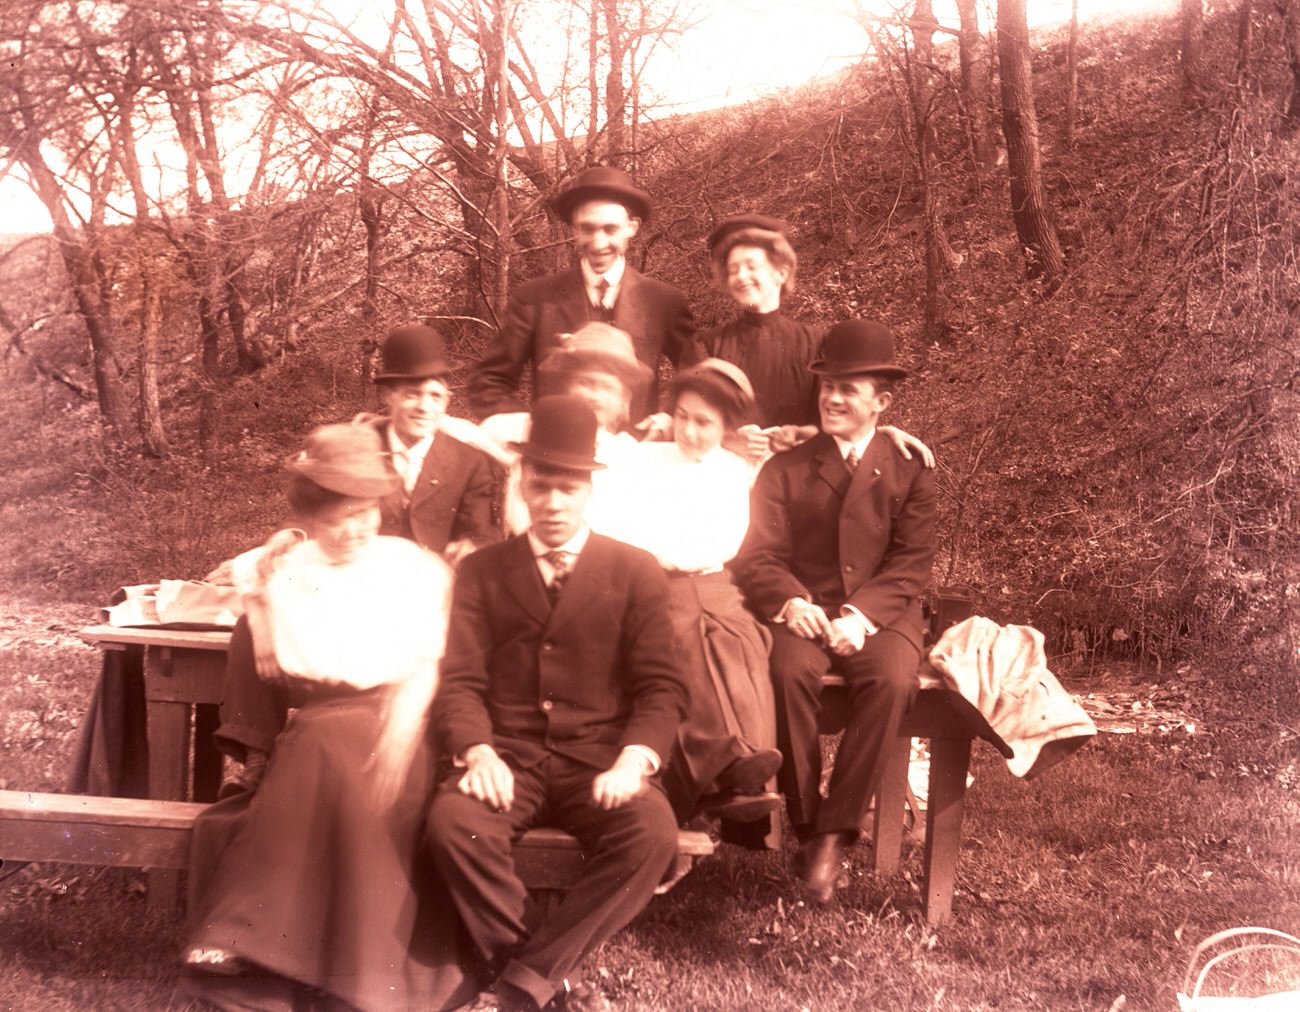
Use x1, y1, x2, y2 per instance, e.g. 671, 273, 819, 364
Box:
612, 442, 754, 572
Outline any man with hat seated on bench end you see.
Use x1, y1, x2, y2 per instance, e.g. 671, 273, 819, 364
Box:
425, 395, 688, 1011
733, 319, 937, 905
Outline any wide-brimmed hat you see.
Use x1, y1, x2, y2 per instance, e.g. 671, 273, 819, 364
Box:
552, 166, 652, 223
509, 395, 606, 472
375, 324, 451, 383
670, 358, 758, 428
707, 213, 789, 253
809, 319, 910, 380
286, 423, 400, 497
536, 321, 653, 392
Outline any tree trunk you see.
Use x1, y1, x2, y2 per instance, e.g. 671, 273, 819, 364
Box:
19, 148, 130, 433
1281, 0, 1300, 130
995, 0, 1067, 284
1236, 0, 1254, 84
1180, 0, 1206, 94
602, 0, 626, 165
1065, 0, 1080, 147
137, 261, 169, 457
956, 0, 997, 174
910, 0, 952, 344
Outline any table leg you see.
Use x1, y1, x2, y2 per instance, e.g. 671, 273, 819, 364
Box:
144, 647, 191, 911
871, 732, 911, 876
922, 735, 971, 925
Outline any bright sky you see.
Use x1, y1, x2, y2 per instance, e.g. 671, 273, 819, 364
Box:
0, 0, 1174, 235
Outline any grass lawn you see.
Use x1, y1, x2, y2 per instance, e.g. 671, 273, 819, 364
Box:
2, 595, 1298, 1011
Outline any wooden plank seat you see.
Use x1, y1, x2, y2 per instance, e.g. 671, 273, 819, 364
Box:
0, 789, 714, 902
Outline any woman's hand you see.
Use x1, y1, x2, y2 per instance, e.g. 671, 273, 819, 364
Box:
591, 750, 650, 810
879, 425, 935, 468
723, 424, 772, 464
766, 424, 818, 453
632, 412, 674, 442
459, 743, 515, 812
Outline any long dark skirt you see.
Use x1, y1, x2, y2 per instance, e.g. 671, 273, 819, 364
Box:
662, 570, 775, 819
185, 690, 471, 1012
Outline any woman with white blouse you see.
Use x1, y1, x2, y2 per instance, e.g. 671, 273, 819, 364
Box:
617, 359, 783, 825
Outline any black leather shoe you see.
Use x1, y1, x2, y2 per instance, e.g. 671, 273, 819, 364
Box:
723, 748, 784, 795
796, 831, 854, 905
701, 790, 783, 822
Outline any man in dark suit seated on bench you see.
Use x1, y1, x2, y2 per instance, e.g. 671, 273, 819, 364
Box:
732, 319, 937, 905
425, 395, 688, 1012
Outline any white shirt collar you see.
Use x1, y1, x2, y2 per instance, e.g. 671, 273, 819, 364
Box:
527, 523, 591, 559
580, 258, 626, 305
386, 422, 433, 459
832, 428, 875, 461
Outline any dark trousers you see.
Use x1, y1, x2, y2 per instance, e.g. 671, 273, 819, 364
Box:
769, 625, 919, 836
214, 617, 359, 761
425, 753, 677, 1009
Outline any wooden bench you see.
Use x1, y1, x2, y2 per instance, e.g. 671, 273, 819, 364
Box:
0, 789, 715, 907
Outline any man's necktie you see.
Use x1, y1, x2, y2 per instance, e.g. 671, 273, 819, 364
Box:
845, 447, 860, 474
594, 279, 614, 322
544, 550, 572, 603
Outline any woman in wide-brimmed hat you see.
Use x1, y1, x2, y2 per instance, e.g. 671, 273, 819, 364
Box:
183, 423, 471, 1012
684, 215, 933, 465
444, 320, 650, 534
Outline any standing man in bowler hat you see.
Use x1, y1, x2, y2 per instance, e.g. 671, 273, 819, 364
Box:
732, 320, 936, 905
358, 323, 498, 564
469, 166, 694, 422
425, 395, 687, 1011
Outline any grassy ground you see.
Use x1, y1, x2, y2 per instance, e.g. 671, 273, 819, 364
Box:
3, 598, 1298, 1010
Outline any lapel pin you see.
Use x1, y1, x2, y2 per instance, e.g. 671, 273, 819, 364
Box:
872, 468, 881, 477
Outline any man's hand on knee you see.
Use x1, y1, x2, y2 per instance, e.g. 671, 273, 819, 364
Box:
458, 743, 515, 812
827, 613, 868, 656
785, 598, 834, 643
591, 750, 651, 810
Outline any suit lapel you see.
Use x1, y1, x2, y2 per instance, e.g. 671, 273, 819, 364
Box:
812, 433, 852, 500
375, 420, 410, 518
842, 432, 889, 520
503, 536, 552, 627
556, 267, 595, 329
408, 430, 454, 514
546, 533, 607, 634
612, 268, 645, 337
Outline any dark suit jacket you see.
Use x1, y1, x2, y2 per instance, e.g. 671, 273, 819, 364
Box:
436, 533, 688, 772
732, 431, 936, 652
468, 265, 695, 419
362, 417, 499, 554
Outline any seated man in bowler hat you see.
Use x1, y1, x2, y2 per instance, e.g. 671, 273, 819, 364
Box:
356, 323, 498, 564
469, 165, 694, 422
425, 395, 688, 1011
732, 320, 936, 905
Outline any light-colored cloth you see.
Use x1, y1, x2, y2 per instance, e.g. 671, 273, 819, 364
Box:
928, 616, 1096, 779
613, 441, 753, 571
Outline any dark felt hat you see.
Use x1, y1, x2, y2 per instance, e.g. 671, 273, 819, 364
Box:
552, 166, 652, 223
509, 395, 606, 473
375, 324, 451, 383
809, 319, 910, 379
706, 213, 789, 252
286, 423, 400, 498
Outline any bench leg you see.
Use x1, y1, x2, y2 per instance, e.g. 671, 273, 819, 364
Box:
871, 732, 911, 876
921, 735, 971, 925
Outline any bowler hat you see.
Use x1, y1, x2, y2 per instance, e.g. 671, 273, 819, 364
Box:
809, 320, 909, 379
552, 166, 652, 223
509, 395, 606, 473
375, 324, 451, 383
537, 321, 653, 393
286, 423, 400, 498
707, 213, 789, 253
